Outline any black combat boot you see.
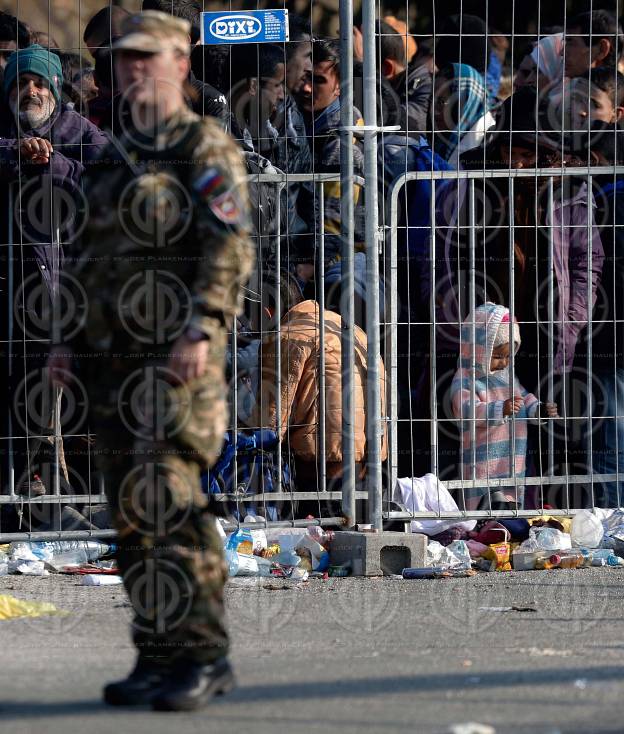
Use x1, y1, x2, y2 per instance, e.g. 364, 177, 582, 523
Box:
151, 657, 235, 712
103, 659, 171, 706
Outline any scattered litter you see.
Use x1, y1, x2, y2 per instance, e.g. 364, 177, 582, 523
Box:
449, 724, 495, 734
518, 647, 573, 657
5, 541, 113, 575
425, 540, 472, 570
0, 594, 68, 620
478, 606, 537, 613
403, 567, 477, 579
80, 574, 123, 586
574, 679, 588, 690
224, 522, 331, 579
571, 510, 604, 548
10, 560, 49, 576
462, 659, 473, 667
262, 581, 305, 591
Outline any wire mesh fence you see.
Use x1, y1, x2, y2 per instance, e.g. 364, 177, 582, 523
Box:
1, 0, 624, 542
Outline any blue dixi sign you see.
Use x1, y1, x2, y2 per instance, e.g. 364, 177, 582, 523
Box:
200, 9, 289, 45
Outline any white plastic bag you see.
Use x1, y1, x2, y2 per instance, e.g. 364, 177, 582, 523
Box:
571, 510, 604, 549
529, 526, 572, 551
393, 474, 476, 536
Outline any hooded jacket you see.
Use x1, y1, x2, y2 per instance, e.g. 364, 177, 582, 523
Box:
450, 303, 540, 508
254, 300, 387, 476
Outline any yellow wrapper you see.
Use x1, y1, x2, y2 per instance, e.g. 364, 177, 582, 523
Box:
0, 594, 68, 621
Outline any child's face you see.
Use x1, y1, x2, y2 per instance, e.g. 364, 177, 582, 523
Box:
491, 342, 511, 371
569, 79, 621, 131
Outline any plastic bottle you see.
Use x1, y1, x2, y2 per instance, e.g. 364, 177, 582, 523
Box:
226, 548, 259, 576
536, 552, 587, 570
556, 552, 588, 569
26, 540, 113, 568
585, 549, 624, 567
227, 549, 274, 577
226, 528, 254, 555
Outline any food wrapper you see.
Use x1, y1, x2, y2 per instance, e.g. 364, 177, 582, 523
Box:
0, 594, 68, 620
484, 542, 512, 572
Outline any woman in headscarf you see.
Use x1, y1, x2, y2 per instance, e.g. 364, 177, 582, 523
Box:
432, 62, 496, 167
514, 32, 565, 94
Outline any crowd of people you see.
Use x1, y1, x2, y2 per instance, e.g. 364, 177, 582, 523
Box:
1, 3, 624, 532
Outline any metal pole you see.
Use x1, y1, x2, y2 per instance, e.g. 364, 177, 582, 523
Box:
469, 180, 477, 492
339, 0, 356, 526
8, 185, 15, 495
547, 179, 555, 476
362, 0, 382, 531
53, 213, 61, 500
387, 176, 402, 500
275, 183, 283, 496
318, 184, 327, 494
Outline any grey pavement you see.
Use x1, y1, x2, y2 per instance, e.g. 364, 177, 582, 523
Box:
1, 568, 624, 734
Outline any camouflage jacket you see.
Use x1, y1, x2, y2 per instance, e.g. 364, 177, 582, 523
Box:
61, 108, 254, 359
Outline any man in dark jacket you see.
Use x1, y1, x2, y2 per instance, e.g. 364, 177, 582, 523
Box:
295, 39, 365, 273
356, 20, 431, 138
273, 14, 315, 269
0, 45, 107, 502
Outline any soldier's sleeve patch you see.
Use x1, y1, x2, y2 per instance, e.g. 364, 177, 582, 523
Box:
192, 165, 244, 225
194, 167, 224, 198
209, 190, 242, 224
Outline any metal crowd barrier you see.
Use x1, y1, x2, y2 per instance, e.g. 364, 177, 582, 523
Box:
0, 172, 370, 541
383, 164, 624, 524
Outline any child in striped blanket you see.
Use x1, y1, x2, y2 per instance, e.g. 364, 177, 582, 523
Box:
450, 303, 558, 510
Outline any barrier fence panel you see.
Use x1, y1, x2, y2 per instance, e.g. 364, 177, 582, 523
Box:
0, 171, 368, 541
3, 0, 624, 544
384, 164, 624, 524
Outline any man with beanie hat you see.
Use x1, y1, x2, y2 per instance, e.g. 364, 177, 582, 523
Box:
0, 44, 107, 183
0, 44, 107, 512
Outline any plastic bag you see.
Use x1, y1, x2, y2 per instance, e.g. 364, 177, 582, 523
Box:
426, 540, 472, 569
571, 510, 604, 549
529, 526, 572, 551
393, 474, 477, 536
446, 540, 473, 570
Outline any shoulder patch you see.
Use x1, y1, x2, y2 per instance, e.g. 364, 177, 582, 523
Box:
209, 190, 242, 224
193, 164, 245, 226
193, 167, 226, 198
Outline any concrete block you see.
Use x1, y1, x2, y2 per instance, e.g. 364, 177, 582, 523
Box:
329, 531, 428, 576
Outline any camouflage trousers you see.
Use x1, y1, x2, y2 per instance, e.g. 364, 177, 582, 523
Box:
86, 354, 229, 666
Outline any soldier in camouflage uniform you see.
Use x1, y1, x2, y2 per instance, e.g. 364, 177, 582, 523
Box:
48, 11, 253, 711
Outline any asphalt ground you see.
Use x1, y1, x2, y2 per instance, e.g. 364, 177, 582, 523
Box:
1, 567, 624, 734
